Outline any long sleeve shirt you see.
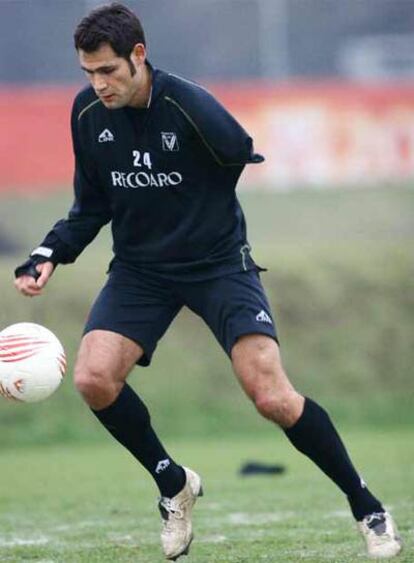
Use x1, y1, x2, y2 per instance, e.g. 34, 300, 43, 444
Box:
38, 64, 264, 281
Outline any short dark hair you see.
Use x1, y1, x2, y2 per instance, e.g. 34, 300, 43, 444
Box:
74, 2, 146, 59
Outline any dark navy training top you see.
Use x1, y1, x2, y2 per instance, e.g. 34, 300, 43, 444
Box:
38, 64, 264, 281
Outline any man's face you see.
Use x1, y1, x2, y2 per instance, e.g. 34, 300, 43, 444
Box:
79, 43, 146, 109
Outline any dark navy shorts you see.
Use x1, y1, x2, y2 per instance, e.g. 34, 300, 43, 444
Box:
84, 262, 278, 366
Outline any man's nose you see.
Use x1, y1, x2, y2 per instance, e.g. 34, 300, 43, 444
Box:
92, 74, 107, 93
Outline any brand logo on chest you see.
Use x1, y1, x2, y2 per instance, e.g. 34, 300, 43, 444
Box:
98, 129, 115, 143
161, 132, 179, 152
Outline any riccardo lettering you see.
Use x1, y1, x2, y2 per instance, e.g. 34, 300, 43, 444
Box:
111, 170, 183, 188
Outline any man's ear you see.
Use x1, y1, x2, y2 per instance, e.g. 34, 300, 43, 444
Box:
130, 43, 146, 67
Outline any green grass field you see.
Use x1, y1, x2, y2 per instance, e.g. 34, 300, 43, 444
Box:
0, 187, 413, 444
1, 430, 413, 562
0, 186, 413, 560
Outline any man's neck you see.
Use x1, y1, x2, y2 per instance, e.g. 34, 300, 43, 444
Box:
129, 63, 152, 109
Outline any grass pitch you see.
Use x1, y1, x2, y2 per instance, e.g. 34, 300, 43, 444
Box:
1, 429, 413, 562
0, 186, 413, 560
1, 187, 414, 447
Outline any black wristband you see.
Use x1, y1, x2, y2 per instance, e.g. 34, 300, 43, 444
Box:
14, 255, 54, 280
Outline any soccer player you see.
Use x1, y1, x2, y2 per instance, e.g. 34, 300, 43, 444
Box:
14, 3, 402, 560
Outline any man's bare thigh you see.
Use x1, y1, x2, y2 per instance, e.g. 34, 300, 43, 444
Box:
76, 329, 144, 382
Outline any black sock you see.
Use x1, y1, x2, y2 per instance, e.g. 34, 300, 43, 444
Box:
285, 397, 383, 520
91, 384, 185, 498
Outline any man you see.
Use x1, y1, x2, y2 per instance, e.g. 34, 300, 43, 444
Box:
14, 3, 402, 561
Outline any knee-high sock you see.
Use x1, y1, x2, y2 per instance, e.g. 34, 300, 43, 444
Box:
285, 397, 383, 520
91, 384, 185, 498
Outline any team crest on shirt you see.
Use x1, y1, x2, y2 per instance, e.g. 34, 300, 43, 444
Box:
161, 132, 179, 152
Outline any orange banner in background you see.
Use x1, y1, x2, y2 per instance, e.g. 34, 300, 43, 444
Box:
0, 88, 77, 193
1, 83, 414, 193
214, 82, 414, 189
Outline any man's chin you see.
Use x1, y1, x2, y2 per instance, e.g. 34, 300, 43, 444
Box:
100, 96, 124, 109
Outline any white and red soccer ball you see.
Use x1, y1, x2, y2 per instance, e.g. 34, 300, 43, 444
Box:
0, 322, 66, 403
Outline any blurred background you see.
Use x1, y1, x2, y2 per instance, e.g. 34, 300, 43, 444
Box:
0, 0, 413, 447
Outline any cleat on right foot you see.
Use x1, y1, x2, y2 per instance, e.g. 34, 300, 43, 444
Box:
159, 467, 203, 561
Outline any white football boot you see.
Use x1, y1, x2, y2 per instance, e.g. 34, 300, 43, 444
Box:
358, 511, 402, 558
158, 467, 203, 561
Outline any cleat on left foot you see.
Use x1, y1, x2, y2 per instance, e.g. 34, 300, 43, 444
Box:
358, 511, 402, 559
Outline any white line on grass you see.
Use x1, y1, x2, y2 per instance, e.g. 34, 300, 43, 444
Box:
199, 534, 227, 543
0, 536, 49, 547
50, 519, 110, 532
227, 511, 296, 525
324, 510, 351, 519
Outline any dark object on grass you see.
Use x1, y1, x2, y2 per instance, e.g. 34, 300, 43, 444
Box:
0, 229, 20, 255
239, 461, 286, 476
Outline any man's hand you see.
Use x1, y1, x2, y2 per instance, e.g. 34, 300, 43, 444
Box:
14, 261, 54, 297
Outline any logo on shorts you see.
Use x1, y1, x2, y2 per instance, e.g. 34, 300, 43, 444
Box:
155, 459, 171, 474
256, 310, 273, 324
99, 128, 114, 143
161, 132, 179, 151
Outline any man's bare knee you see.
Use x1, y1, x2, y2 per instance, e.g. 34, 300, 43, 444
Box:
74, 363, 120, 408
246, 351, 302, 426
254, 389, 303, 428
73, 331, 143, 410
232, 334, 304, 427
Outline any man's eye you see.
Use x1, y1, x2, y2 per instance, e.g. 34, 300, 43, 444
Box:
83, 68, 114, 76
